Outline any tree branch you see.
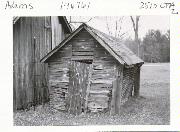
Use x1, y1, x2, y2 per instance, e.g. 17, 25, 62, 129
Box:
86, 17, 93, 23
106, 17, 111, 35
136, 16, 140, 34
130, 16, 136, 32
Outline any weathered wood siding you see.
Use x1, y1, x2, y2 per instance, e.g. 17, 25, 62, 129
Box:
68, 61, 91, 115
47, 29, 119, 113
110, 64, 124, 115
13, 17, 52, 110
71, 29, 94, 61
120, 66, 135, 105
89, 41, 117, 112
48, 44, 72, 111
71, 30, 118, 112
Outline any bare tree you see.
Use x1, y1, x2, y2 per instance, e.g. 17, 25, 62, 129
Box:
105, 16, 125, 39
130, 16, 140, 57
106, 17, 111, 36
67, 16, 125, 40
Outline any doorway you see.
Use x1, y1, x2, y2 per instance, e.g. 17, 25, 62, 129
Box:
68, 61, 92, 115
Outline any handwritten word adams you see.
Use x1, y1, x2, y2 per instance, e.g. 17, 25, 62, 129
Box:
5, 1, 34, 10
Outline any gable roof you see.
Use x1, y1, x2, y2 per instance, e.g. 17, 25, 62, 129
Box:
13, 16, 72, 33
40, 23, 144, 66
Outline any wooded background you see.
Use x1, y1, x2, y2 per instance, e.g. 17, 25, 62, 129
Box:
124, 29, 170, 63
68, 16, 170, 63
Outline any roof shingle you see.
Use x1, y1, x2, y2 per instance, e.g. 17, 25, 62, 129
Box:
86, 25, 144, 65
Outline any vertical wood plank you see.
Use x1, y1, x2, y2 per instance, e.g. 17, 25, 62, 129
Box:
77, 63, 82, 114
84, 64, 93, 113
110, 65, 123, 115
134, 66, 140, 97
110, 79, 117, 115
68, 61, 73, 113
20, 18, 26, 109
13, 17, 51, 110
116, 65, 124, 114
73, 62, 78, 114
69, 61, 76, 114
81, 63, 86, 113
13, 19, 19, 110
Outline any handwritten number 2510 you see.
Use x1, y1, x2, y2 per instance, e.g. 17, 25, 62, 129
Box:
140, 2, 155, 9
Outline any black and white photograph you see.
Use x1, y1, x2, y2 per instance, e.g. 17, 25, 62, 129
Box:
13, 16, 170, 126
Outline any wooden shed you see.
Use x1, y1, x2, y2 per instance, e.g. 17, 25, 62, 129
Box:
41, 23, 144, 115
13, 16, 72, 111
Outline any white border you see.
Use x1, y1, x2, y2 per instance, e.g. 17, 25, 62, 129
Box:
0, 0, 179, 131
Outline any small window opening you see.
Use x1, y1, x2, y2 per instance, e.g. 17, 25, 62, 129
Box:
76, 60, 93, 64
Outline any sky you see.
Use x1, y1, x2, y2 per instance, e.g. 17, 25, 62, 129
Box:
67, 16, 170, 40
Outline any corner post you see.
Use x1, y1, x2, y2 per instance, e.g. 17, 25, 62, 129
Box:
134, 66, 140, 97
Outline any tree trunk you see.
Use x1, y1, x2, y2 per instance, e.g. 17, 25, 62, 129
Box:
130, 16, 141, 97
130, 16, 140, 57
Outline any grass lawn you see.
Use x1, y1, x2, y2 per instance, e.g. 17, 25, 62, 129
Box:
14, 63, 170, 125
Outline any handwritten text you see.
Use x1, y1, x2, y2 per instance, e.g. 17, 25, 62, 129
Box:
60, 1, 91, 10
140, 1, 178, 14
5, 1, 34, 10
